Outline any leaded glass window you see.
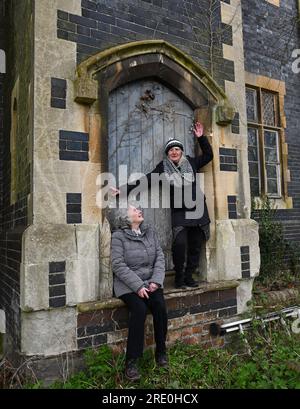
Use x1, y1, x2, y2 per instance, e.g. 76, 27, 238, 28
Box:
262, 91, 277, 126
246, 88, 258, 122
248, 127, 260, 197
246, 86, 282, 198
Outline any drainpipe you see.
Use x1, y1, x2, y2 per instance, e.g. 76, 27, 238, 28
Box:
0, 310, 5, 359
210, 305, 300, 336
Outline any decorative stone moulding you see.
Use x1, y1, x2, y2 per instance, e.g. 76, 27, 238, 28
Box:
74, 40, 234, 127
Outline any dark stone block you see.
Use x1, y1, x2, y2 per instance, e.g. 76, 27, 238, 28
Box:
69, 14, 97, 28
240, 246, 250, 255
49, 261, 66, 273
66, 204, 81, 213
51, 86, 66, 99
81, 141, 89, 152
219, 288, 236, 301
57, 20, 76, 33
77, 327, 86, 338
59, 151, 89, 161
59, 130, 89, 141
219, 306, 237, 318
49, 285, 66, 297
242, 270, 251, 279
200, 291, 218, 305
231, 126, 239, 134
59, 140, 66, 150
227, 195, 237, 204
77, 25, 91, 36
82, 0, 97, 11
66, 141, 82, 151
57, 29, 69, 40
51, 78, 67, 89
222, 298, 237, 308
49, 296, 66, 308
51, 98, 66, 109
220, 164, 238, 172
67, 193, 81, 204
241, 262, 250, 271
93, 334, 108, 346
57, 10, 69, 21
189, 304, 209, 314
224, 156, 237, 164
114, 320, 128, 330
241, 254, 250, 262
219, 148, 237, 157
49, 273, 65, 286
86, 321, 114, 335
67, 213, 82, 224
167, 308, 189, 319
228, 203, 237, 212
77, 337, 93, 349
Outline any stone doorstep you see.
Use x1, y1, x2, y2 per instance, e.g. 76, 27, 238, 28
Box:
77, 279, 239, 313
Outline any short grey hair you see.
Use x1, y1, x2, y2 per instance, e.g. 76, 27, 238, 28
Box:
106, 200, 143, 231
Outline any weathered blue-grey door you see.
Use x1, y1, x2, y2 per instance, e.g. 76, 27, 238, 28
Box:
108, 79, 194, 270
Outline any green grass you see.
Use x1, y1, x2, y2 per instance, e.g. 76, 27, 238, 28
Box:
30, 320, 300, 389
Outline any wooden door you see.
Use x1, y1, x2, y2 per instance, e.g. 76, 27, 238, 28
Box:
108, 79, 194, 270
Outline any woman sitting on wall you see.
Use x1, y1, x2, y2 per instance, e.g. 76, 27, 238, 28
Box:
109, 202, 168, 381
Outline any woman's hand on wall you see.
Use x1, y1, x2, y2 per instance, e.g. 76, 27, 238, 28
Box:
193, 121, 204, 138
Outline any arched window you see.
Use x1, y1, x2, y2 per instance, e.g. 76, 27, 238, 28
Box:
0, 49, 6, 73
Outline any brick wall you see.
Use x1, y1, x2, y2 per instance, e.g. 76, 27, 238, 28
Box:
57, 0, 235, 89
242, 0, 300, 244
77, 286, 237, 353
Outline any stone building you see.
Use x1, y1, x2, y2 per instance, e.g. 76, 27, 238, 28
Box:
0, 0, 299, 378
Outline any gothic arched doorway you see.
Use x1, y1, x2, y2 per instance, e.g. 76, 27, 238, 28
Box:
108, 78, 195, 270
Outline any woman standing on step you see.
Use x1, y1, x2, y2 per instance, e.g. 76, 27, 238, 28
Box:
110, 203, 168, 381
111, 121, 213, 290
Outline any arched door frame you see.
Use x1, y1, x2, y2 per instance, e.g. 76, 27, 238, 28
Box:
74, 39, 234, 174
74, 41, 235, 295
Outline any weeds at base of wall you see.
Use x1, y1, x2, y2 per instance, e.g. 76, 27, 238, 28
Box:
17, 320, 300, 389
251, 196, 300, 290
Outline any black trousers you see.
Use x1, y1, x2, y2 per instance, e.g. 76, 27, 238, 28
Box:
172, 226, 203, 284
120, 289, 168, 360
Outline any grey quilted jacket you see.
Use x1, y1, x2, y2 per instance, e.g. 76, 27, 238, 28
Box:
111, 224, 165, 297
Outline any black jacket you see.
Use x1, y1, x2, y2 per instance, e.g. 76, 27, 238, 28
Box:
122, 136, 213, 228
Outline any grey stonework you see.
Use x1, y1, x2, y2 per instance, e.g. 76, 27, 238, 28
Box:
0, 0, 34, 352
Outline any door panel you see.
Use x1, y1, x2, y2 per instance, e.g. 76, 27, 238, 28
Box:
108, 79, 194, 270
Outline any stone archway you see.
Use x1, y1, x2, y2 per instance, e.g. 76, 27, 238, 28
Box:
74, 40, 235, 298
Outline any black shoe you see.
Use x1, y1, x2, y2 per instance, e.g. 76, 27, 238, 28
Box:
174, 282, 187, 289
155, 353, 168, 368
125, 359, 141, 381
184, 278, 199, 288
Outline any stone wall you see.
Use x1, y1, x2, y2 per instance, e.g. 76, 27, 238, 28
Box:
1, 0, 264, 362
19, 281, 238, 357
57, 0, 235, 88
76, 284, 237, 353
0, 0, 34, 351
